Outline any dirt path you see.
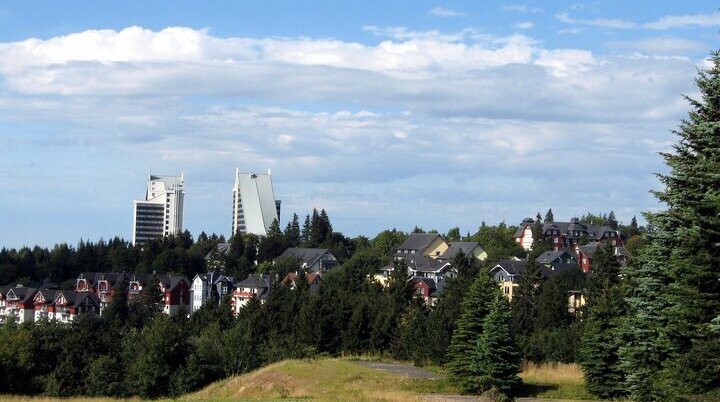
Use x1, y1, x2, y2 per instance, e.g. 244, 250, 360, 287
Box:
351, 361, 442, 379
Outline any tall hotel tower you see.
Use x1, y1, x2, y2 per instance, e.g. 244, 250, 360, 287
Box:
132, 174, 185, 246
232, 168, 280, 236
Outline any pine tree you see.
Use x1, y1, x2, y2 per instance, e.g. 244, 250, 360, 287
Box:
606, 211, 618, 230
301, 214, 311, 246
447, 268, 497, 392
475, 294, 521, 398
512, 256, 543, 337
544, 208, 554, 223
580, 243, 626, 399
284, 213, 301, 247
619, 51, 720, 401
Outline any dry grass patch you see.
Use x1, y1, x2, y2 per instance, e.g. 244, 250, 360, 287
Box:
519, 361, 595, 400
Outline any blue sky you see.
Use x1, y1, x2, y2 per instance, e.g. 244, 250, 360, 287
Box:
1, 1, 718, 247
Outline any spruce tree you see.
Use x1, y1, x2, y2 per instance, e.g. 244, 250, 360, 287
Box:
511, 256, 543, 337
301, 214, 311, 246
447, 268, 497, 392
579, 243, 626, 399
475, 294, 521, 398
544, 208, 554, 223
619, 51, 720, 401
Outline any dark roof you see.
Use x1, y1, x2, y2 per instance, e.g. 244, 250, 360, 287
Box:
0, 286, 12, 296
492, 260, 528, 276
157, 275, 188, 292
54, 291, 77, 305
415, 277, 437, 290
577, 242, 600, 258
396, 233, 442, 253
235, 274, 272, 289
439, 242, 482, 260
7, 286, 38, 303
278, 248, 331, 266
78, 272, 126, 287
36, 289, 58, 303
399, 255, 451, 273
536, 249, 577, 265
544, 263, 581, 278
73, 292, 100, 308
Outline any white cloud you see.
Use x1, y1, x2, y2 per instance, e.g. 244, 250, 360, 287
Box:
502, 5, 543, 13
0, 25, 699, 241
515, 22, 534, 30
645, 12, 720, 30
608, 37, 706, 54
430, 7, 464, 17
556, 12, 637, 29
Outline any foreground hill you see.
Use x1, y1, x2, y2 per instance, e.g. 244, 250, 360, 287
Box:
188, 359, 430, 401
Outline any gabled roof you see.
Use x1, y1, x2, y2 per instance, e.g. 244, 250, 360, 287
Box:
7, 286, 38, 303
157, 275, 189, 292
439, 242, 482, 260
577, 242, 600, 258
514, 221, 533, 238
414, 277, 445, 297
0, 286, 11, 297
278, 248, 332, 266
54, 291, 76, 306
491, 260, 528, 276
396, 233, 442, 253
73, 292, 100, 308
401, 255, 451, 273
34, 289, 57, 304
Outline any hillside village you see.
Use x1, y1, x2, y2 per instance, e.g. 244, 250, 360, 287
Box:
0, 214, 631, 325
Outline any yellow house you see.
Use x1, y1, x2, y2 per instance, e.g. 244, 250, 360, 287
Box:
489, 259, 526, 301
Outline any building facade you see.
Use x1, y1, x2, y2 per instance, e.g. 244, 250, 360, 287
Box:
232, 168, 280, 236
133, 174, 185, 246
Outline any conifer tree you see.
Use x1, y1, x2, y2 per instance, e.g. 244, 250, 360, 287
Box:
619, 51, 720, 401
475, 294, 521, 398
447, 268, 497, 392
284, 213, 301, 247
580, 243, 626, 399
512, 256, 543, 337
301, 214, 311, 246
544, 208, 554, 223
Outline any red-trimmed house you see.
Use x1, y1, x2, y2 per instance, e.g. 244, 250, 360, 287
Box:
157, 275, 191, 315
3, 286, 38, 323
412, 277, 444, 306
33, 290, 101, 323
76, 272, 126, 313
231, 274, 273, 315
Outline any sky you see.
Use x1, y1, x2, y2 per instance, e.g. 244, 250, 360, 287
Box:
1, 1, 718, 248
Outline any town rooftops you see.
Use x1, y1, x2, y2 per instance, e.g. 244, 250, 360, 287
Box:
157, 275, 188, 292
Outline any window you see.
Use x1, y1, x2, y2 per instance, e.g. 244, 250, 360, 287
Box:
582, 257, 587, 264
504, 286, 509, 295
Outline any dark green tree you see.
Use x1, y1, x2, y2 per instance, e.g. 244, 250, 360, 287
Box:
619, 51, 720, 402
446, 268, 497, 392
475, 294, 521, 398
580, 243, 626, 399
544, 208, 554, 223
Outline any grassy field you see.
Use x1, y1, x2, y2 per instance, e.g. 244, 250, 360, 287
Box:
0, 359, 595, 402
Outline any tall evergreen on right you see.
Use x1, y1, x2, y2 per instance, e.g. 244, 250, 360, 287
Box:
620, 51, 720, 402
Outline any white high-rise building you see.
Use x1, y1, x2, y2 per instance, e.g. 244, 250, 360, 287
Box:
232, 168, 280, 236
133, 174, 185, 246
